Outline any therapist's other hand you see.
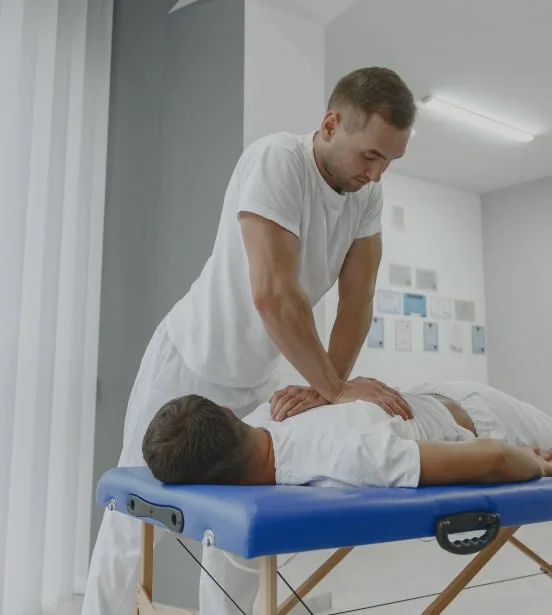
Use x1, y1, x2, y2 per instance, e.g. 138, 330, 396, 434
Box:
270, 385, 327, 421
335, 377, 413, 420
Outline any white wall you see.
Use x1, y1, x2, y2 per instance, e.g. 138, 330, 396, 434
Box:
325, 172, 489, 390
482, 175, 552, 411
244, 0, 327, 387
243, 1, 325, 149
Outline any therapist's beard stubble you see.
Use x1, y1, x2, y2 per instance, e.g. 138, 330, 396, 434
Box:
317, 148, 364, 194
313, 134, 349, 194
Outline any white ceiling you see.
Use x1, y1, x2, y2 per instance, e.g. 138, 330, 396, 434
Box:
254, 0, 358, 25
170, 0, 552, 194
324, 0, 552, 194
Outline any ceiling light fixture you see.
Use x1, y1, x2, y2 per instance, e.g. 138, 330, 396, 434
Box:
419, 96, 535, 143
169, 0, 199, 13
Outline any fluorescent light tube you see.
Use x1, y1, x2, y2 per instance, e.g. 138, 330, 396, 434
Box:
420, 96, 534, 143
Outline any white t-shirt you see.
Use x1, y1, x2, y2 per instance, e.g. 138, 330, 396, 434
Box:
166, 131, 383, 388
242, 382, 552, 489
244, 399, 420, 488
243, 392, 475, 489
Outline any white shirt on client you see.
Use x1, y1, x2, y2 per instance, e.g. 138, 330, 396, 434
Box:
244, 391, 476, 489
165, 131, 383, 389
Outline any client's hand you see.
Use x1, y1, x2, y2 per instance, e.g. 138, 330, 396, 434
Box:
527, 447, 552, 477
335, 377, 413, 420
270, 385, 327, 421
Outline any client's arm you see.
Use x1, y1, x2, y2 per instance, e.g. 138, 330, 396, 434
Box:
417, 439, 552, 486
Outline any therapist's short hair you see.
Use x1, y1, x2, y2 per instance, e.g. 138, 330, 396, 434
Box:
328, 67, 416, 132
142, 394, 251, 485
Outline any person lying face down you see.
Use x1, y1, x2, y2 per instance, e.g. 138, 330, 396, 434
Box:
142, 381, 552, 489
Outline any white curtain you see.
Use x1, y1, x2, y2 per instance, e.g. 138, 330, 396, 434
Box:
0, 0, 113, 613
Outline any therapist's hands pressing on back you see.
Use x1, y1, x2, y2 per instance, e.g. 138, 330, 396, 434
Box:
270, 385, 327, 422
270, 377, 413, 422
335, 377, 413, 420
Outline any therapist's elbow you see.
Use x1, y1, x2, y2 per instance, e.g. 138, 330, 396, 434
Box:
252, 284, 300, 319
253, 293, 289, 327
251, 287, 275, 316
253, 288, 279, 313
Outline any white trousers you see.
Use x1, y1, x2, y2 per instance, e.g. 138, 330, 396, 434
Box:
82, 319, 276, 615
199, 549, 261, 615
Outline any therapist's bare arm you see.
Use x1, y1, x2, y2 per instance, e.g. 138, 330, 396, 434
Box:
417, 439, 552, 486
327, 234, 412, 419
328, 234, 381, 380
240, 212, 344, 402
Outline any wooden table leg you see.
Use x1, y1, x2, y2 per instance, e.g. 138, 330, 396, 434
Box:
421, 526, 519, 615
260, 556, 277, 615
137, 522, 155, 614
278, 548, 353, 615
509, 536, 552, 576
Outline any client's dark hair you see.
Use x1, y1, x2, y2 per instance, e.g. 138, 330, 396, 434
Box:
142, 394, 251, 485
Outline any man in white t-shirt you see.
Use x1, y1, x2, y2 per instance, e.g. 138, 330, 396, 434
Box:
83, 67, 417, 615
142, 380, 552, 615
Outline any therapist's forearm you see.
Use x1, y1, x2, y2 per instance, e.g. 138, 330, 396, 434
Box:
255, 286, 344, 403
327, 297, 373, 381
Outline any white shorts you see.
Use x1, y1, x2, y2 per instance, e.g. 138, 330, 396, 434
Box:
407, 381, 552, 451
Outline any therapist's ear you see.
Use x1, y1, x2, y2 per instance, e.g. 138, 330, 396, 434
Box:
320, 111, 340, 140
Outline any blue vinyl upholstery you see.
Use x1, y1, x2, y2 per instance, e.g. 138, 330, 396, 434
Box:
97, 467, 552, 559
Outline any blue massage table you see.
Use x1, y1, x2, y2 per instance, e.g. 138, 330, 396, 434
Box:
97, 466, 552, 614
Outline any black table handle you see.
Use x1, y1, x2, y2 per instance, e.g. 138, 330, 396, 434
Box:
435, 511, 501, 555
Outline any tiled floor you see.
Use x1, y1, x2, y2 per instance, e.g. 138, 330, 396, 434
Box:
54, 523, 552, 615
351, 575, 551, 614
274, 522, 552, 615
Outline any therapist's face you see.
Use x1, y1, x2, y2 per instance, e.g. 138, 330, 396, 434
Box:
320, 110, 411, 192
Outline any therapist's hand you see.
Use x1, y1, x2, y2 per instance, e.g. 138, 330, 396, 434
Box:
270, 385, 327, 421
335, 377, 413, 420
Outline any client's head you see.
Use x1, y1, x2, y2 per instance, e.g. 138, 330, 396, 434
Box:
142, 394, 266, 485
